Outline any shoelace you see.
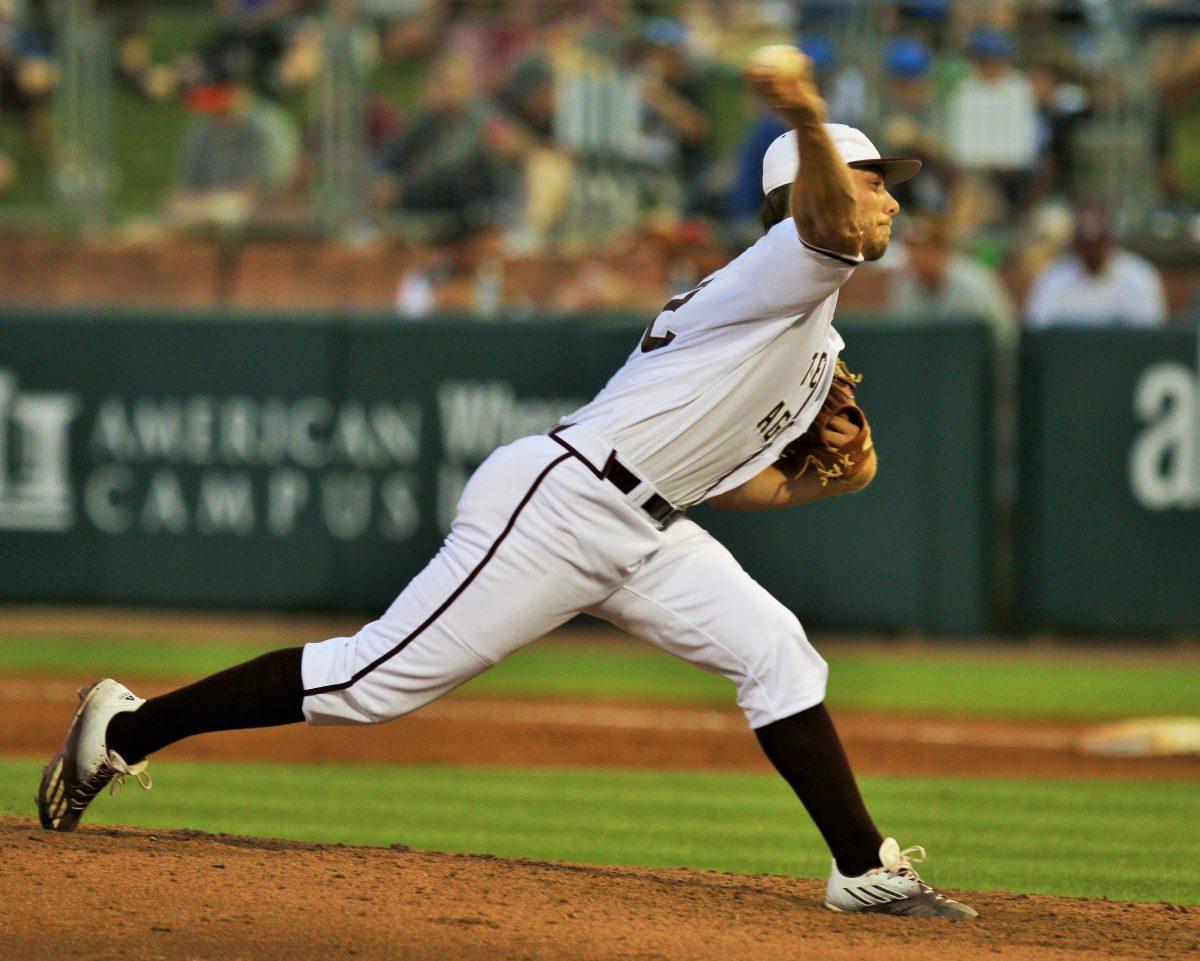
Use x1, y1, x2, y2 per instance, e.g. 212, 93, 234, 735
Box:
887, 844, 926, 874
69, 752, 152, 810
880, 845, 949, 901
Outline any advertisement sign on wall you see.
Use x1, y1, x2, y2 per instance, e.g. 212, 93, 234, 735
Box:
1, 313, 994, 632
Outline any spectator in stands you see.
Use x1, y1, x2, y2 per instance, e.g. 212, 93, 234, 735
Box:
1008, 201, 1073, 305
636, 17, 713, 216
1149, 26, 1200, 216
206, 0, 313, 98
727, 110, 788, 238
946, 29, 1037, 209
895, 0, 953, 40
1026, 61, 1089, 206
0, 0, 55, 187
372, 50, 514, 238
879, 37, 954, 216
170, 77, 298, 228
695, 5, 787, 67
1025, 205, 1168, 329
881, 38, 942, 160
497, 54, 556, 149
549, 226, 671, 315
494, 54, 574, 250
108, 5, 178, 102
440, 0, 542, 94
886, 216, 1016, 343
372, 0, 441, 71
800, 35, 865, 129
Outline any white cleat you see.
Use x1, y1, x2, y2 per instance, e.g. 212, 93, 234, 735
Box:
825, 837, 979, 918
38, 678, 152, 832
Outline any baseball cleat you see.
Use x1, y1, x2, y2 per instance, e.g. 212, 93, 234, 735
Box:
38, 678, 152, 831
825, 837, 979, 918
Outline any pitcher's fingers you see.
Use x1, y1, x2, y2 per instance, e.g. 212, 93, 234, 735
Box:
827, 414, 857, 435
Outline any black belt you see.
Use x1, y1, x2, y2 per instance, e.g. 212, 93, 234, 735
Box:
548, 425, 684, 529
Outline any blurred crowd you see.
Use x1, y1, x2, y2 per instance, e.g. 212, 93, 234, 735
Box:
2, 0, 1200, 327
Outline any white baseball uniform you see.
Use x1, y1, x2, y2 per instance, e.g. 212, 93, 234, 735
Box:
302, 218, 860, 730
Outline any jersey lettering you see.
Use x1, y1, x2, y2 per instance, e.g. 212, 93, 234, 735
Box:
755, 350, 829, 444
756, 401, 795, 442
640, 279, 713, 353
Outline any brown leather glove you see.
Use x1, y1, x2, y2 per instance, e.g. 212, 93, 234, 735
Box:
779, 360, 874, 485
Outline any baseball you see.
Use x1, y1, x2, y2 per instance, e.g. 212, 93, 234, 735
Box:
745, 44, 809, 79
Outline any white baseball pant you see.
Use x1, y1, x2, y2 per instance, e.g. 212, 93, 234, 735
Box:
301, 427, 828, 730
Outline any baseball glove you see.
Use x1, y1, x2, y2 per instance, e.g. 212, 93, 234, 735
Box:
780, 359, 873, 485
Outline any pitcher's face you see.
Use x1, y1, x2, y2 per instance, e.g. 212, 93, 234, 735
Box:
852, 167, 900, 262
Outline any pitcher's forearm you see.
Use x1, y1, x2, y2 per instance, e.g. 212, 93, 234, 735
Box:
707, 452, 876, 511
706, 467, 826, 510
743, 45, 859, 255
789, 120, 861, 257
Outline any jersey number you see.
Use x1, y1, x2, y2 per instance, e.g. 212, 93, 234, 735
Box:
640, 280, 712, 353
800, 351, 829, 409
754, 351, 829, 443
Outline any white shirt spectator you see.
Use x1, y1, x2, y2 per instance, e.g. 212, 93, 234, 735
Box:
888, 249, 1017, 345
1025, 250, 1168, 328
947, 68, 1038, 171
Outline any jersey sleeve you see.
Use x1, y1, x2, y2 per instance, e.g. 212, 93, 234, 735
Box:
743, 218, 863, 316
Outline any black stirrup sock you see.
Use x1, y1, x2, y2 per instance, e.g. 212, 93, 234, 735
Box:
105, 646, 306, 765
755, 702, 884, 877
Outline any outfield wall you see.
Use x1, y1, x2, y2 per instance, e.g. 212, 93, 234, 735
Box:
1, 310, 1196, 634
1018, 328, 1200, 634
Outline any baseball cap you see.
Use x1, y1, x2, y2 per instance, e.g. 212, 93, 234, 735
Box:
761, 125, 922, 195
798, 35, 835, 72
886, 37, 932, 78
643, 17, 686, 48
968, 28, 1014, 60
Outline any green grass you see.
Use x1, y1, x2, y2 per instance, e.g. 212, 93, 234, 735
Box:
2, 634, 1198, 720
1, 757, 1196, 905
1172, 104, 1200, 201
0, 636, 278, 684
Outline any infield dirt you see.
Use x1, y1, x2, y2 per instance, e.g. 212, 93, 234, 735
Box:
1, 819, 1195, 961
3, 677, 1198, 782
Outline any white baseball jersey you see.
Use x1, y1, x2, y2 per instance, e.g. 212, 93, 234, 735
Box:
302, 219, 858, 733
567, 218, 861, 505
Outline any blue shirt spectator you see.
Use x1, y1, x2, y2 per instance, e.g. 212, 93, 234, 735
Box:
727, 113, 788, 222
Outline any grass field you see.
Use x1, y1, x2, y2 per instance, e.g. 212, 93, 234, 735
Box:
3, 624, 1199, 909
0, 757, 1196, 905
2, 633, 1199, 720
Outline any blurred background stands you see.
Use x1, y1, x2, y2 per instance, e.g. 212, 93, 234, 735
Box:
0, 0, 1197, 325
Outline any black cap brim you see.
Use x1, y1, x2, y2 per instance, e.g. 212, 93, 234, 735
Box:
848, 156, 923, 186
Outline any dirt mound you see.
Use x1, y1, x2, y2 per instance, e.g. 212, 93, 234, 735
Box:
0, 819, 1193, 961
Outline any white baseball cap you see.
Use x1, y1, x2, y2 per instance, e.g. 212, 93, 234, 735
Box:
761, 124, 922, 195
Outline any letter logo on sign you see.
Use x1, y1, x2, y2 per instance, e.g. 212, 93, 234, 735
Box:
0, 370, 80, 531
1129, 362, 1198, 510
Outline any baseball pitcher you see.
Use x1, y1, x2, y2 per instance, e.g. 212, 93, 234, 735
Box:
39, 46, 976, 919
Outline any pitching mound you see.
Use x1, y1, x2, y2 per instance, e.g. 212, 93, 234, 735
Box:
1, 819, 1193, 961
